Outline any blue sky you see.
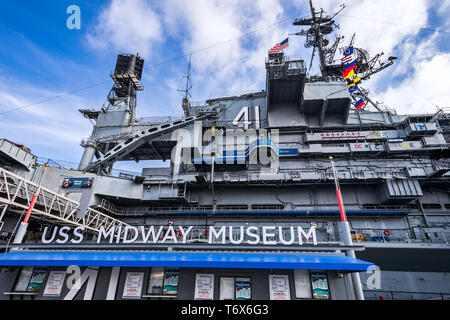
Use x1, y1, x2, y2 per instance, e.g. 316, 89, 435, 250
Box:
0, 0, 449, 173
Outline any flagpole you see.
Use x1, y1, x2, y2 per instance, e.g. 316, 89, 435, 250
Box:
12, 166, 48, 247
329, 156, 365, 300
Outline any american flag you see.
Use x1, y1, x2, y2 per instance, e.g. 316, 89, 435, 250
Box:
269, 38, 289, 53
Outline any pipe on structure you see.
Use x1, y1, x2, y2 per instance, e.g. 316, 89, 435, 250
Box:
330, 156, 365, 300
12, 167, 48, 247
78, 145, 96, 171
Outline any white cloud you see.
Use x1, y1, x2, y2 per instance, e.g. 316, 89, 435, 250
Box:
0, 83, 92, 160
87, 0, 163, 58
306, 0, 445, 114
160, 0, 290, 99
380, 52, 450, 114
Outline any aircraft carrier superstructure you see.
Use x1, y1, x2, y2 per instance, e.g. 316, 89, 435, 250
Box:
0, 1, 449, 300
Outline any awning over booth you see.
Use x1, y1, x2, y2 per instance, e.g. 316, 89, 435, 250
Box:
0, 251, 374, 271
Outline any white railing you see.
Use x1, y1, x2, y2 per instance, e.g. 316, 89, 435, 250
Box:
0, 167, 129, 233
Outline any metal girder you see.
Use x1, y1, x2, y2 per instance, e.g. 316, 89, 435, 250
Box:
86, 113, 216, 173
0, 167, 129, 234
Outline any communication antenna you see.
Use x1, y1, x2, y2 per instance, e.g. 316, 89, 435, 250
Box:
292, 0, 397, 79
178, 54, 193, 117
292, 0, 346, 75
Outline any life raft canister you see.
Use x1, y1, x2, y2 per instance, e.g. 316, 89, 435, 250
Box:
384, 230, 391, 236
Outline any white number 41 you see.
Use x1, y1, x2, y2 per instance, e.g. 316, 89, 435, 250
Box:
232, 106, 260, 130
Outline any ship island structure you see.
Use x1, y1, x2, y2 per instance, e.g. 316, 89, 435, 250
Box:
0, 2, 449, 300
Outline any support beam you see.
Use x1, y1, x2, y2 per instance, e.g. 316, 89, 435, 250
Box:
86, 113, 215, 173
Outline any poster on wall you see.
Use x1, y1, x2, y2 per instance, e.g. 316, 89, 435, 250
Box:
235, 278, 251, 300
163, 269, 179, 295
194, 274, 214, 300
122, 272, 144, 299
310, 271, 330, 299
294, 270, 312, 299
148, 267, 164, 295
62, 177, 94, 189
43, 271, 66, 297
27, 267, 47, 292
269, 275, 290, 300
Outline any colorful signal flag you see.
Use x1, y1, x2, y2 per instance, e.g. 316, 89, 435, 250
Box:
344, 46, 354, 57
349, 85, 359, 94
344, 61, 357, 72
342, 69, 355, 79
341, 55, 354, 64
347, 77, 361, 87
355, 98, 366, 109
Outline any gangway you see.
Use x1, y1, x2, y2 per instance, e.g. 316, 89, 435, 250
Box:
0, 167, 129, 234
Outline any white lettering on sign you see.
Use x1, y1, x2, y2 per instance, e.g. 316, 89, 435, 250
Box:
42, 225, 318, 246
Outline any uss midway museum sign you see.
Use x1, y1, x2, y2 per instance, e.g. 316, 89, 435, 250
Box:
40, 225, 318, 246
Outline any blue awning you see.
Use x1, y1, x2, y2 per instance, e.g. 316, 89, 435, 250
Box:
0, 251, 373, 271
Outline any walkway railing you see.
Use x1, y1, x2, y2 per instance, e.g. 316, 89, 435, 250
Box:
0, 167, 129, 234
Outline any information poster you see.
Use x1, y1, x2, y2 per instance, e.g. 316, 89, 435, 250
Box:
43, 271, 66, 297
294, 270, 312, 299
122, 272, 144, 299
269, 275, 290, 300
27, 267, 47, 292
62, 177, 94, 189
219, 277, 235, 300
310, 271, 330, 299
194, 274, 214, 300
148, 267, 164, 294
235, 278, 251, 300
14, 267, 33, 292
163, 269, 179, 295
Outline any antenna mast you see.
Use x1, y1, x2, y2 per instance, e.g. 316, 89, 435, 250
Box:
293, 0, 397, 80
178, 54, 192, 117
293, 0, 346, 76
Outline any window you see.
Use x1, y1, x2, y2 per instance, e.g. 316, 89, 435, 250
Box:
216, 205, 248, 211
219, 277, 252, 300
147, 267, 179, 296
251, 204, 284, 210
421, 203, 442, 210
13, 267, 47, 293
294, 270, 312, 299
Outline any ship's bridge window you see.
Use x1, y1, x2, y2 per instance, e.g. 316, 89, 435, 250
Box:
421, 203, 442, 210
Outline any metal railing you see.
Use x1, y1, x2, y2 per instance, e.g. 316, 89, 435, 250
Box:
135, 116, 184, 125
97, 199, 214, 216
350, 228, 450, 245
36, 157, 141, 181
0, 167, 129, 234
363, 290, 450, 300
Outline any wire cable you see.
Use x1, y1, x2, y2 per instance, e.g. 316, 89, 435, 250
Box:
2, 6, 448, 116
0, 80, 110, 116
